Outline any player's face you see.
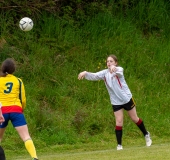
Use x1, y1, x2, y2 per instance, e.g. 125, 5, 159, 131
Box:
107, 57, 117, 68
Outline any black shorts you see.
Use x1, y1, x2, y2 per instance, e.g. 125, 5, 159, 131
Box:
112, 98, 136, 112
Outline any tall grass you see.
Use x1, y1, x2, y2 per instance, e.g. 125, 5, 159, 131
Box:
0, 1, 170, 150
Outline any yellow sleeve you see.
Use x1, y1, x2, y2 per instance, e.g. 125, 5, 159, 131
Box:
18, 78, 26, 109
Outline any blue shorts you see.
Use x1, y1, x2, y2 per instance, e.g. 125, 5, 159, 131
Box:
0, 113, 27, 128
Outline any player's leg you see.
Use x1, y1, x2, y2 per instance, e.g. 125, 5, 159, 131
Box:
113, 107, 124, 150
15, 125, 38, 159
0, 128, 6, 160
0, 145, 6, 160
0, 113, 10, 160
10, 113, 38, 159
125, 99, 148, 135
127, 106, 152, 146
127, 107, 147, 133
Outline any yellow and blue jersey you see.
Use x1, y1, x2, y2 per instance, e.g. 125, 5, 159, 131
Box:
0, 74, 26, 113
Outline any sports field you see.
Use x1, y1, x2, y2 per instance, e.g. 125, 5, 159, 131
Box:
7, 142, 170, 160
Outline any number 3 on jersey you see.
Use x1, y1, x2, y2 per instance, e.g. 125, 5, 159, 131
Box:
4, 82, 13, 93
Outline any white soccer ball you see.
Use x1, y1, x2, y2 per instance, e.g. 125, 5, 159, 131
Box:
19, 17, 33, 31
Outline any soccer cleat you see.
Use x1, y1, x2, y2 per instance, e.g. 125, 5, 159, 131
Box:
117, 144, 123, 150
32, 158, 38, 160
145, 131, 152, 147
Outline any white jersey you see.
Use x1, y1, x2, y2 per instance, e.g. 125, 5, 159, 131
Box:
85, 67, 132, 105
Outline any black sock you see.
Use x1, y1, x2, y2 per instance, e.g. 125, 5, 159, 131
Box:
115, 126, 123, 145
0, 146, 6, 160
136, 119, 148, 136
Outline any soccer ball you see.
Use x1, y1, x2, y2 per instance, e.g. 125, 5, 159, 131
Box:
19, 17, 33, 31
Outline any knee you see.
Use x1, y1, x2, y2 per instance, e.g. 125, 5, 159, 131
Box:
116, 119, 123, 126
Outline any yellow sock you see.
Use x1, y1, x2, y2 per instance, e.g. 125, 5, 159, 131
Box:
24, 139, 38, 159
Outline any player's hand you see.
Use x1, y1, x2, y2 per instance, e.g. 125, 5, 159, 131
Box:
0, 102, 4, 124
78, 71, 87, 80
109, 65, 117, 73
0, 116, 4, 122
0, 115, 4, 124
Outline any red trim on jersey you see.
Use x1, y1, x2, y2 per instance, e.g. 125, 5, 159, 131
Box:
104, 76, 109, 87
116, 75, 122, 88
2, 105, 23, 114
116, 126, 122, 130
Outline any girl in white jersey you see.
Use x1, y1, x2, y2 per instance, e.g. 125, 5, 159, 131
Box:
78, 54, 152, 150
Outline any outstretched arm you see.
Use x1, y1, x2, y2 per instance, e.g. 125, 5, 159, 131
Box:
78, 70, 107, 81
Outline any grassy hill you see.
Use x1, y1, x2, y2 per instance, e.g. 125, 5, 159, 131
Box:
0, 0, 170, 152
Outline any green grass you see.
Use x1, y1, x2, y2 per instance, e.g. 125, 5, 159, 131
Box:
1, 0, 170, 156
5, 139, 170, 160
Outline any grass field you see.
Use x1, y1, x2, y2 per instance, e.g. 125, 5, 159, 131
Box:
6, 138, 170, 160
39, 144, 170, 160
8, 143, 170, 160
1, 2, 170, 160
